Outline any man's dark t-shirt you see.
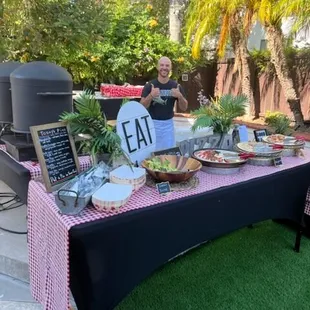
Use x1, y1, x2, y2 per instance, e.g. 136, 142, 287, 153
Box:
141, 79, 186, 120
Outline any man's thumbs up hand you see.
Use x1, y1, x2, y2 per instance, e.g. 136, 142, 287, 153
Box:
150, 83, 160, 98
171, 84, 182, 99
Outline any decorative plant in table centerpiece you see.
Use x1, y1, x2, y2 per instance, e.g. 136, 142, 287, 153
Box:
190, 94, 247, 148
60, 90, 129, 166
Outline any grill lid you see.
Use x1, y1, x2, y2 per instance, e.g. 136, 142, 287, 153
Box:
10, 61, 72, 85
0, 62, 22, 83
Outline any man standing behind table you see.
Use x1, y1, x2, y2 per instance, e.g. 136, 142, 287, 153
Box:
140, 56, 188, 151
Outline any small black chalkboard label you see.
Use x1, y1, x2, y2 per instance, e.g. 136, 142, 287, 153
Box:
154, 146, 182, 156
30, 122, 80, 192
254, 129, 268, 142
273, 157, 283, 167
156, 181, 171, 195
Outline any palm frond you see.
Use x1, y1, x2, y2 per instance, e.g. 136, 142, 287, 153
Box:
277, 0, 310, 32
191, 115, 214, 132
218, 94, 247, 118
74, 90, 103, 119
191, 94, 247, 133
217, 12, 230, 58
185, 0, 222, 59
59, 90, 126, 159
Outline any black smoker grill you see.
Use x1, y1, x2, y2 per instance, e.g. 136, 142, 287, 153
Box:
0, 61, 74, 161
10, 61, 73, 133
0, 62, 22, 133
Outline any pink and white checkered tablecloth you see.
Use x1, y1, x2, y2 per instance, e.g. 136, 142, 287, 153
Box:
305, 187, 310, 215
19, 156, 91, 179
0, 146, 91, 179
27, 152, 310, 310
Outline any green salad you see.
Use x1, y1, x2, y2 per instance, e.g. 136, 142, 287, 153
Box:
146, 157, 178, 172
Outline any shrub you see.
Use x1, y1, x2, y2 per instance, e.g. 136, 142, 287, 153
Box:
265, 111, 292, 135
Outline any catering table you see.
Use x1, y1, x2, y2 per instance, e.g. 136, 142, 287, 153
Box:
27, 153, 310, 310
75, 92, 141, 120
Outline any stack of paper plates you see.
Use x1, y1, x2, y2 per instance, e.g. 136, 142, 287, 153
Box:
109, 165, 146, 191
92, 182, 133, 212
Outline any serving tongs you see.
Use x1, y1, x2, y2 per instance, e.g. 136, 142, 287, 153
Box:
220, 152, 256, 160
272, 144, 284, 149
295, 136, 306, 142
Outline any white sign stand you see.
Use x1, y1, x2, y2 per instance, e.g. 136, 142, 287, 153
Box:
116, 101, 156, 165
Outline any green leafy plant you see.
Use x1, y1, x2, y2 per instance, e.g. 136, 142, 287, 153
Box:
60, 91, 125, 160
1, 0, 203, 86
265, 111, 292, 135
191, 94, 247, 134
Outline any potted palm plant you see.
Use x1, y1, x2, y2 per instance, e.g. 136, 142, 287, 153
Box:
60, 90, 128, 166
191, 94, 247, 149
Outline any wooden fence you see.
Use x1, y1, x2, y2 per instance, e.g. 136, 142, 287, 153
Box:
179, 58, 310, 121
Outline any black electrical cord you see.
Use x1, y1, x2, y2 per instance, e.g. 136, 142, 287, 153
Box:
0, 193, 20, 206
0, 123, 10, 138
0, 192, 28, 235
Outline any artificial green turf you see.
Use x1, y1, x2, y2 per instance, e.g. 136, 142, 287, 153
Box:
116, 221, 310, 310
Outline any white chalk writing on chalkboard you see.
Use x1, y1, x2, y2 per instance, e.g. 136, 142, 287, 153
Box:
37, 126, 77, 186
156, 181, 171, 195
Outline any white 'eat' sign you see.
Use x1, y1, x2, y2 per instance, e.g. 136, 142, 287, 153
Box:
116, 101, 156, 164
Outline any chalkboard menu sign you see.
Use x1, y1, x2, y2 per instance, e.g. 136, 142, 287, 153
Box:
273, 157, 283, 167
153, 146, 182, 156
30, 122, 80, 192
254, 129, 268, 142
156, 181, 171, 195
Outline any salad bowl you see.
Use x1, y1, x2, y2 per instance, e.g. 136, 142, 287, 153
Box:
141, 155, 201, 183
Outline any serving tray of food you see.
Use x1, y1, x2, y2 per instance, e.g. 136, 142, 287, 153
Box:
262, 134, 305, 149
192, 149, 249, 168
191, 149, 249, 174
236, 142, 283, 157
235, 142, 283, 166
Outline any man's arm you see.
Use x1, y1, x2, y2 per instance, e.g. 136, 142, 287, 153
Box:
177, 93, 188, 111
140, 83, 152, 109
140, 93, 153, 109
172, 84, 188, 111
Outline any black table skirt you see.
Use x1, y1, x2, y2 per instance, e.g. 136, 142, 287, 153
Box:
69, 163, 310, 310
98, 97, 141, 120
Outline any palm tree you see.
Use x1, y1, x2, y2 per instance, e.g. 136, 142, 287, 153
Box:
254, 0, 308, 128
185, 0, 256, 117
169, 0, 188, 42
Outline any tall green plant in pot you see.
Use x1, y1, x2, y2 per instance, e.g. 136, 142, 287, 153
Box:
191, 94, 247, 149
60, 91, 128, 166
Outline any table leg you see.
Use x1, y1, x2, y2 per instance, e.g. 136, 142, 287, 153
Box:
294, 214, 305, 253
294, 225, 303, 253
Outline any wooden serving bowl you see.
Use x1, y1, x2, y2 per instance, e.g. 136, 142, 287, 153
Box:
141, 155, 202, 183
